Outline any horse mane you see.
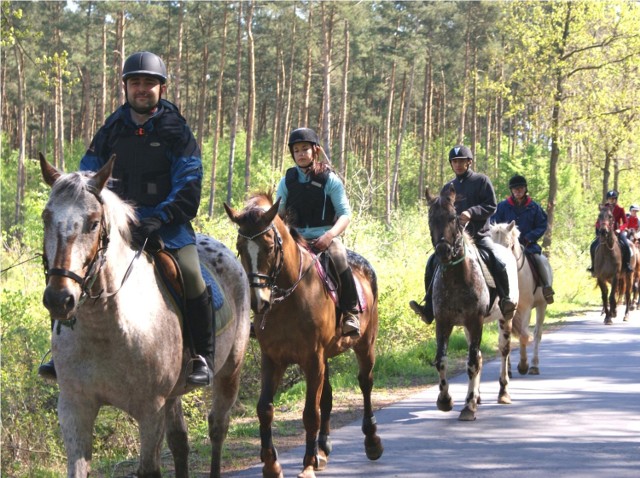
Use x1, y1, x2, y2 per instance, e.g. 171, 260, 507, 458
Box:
51, 171, 137, 242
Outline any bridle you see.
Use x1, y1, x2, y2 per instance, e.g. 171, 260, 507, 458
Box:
43, 184, 141, 312
433, 214, 467, 268
238, 223, 319, 306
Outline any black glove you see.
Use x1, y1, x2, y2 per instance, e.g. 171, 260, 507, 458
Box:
132, 217, 164, 251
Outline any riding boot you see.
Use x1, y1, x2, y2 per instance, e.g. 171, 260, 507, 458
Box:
185, 287, 215, 387
587, 238, 598, 274
409, 254, 436, 325
533, 253, 555, 304
38, 319, 57, 380
339, 268, 361, 338
619, 236, 633, 272
490, 253, 516, 320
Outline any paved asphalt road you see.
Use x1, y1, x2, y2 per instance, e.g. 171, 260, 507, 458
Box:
225, 310, 640, 478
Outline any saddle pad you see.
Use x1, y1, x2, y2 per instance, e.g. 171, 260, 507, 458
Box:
312, 252, 367, 312
200, 263, 224, 311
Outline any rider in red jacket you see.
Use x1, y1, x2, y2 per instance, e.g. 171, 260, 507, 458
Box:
588, 190, 633, 273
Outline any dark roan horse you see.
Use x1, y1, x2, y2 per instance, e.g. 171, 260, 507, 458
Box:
426, 184, 518, 421
225, 193, 383, 478
594, 206, 625, 324
39, 154, 251, 478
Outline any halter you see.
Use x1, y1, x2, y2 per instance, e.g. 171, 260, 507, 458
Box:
434, 216, 467, 269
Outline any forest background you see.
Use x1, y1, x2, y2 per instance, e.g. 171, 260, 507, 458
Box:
1, 1, 639, 476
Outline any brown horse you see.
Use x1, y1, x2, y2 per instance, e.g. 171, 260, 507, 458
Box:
225, 193, 383, 478
628, 229, 640, 310
426, 185, 518, 421
594, 207, 623, 324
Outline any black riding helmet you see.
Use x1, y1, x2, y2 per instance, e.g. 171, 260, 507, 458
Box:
288, 128, 319, 157
508, 174, 528, 189
122, 51, 167, 84
606, 190, 619, 199
448, 145, 473, 162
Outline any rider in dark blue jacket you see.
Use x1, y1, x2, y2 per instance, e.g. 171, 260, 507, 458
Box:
410, 145, 517, 325
492, 175, 554, 303
39, 52, 214, 388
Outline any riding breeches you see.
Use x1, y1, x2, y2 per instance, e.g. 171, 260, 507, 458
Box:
326, 237, 350, 275
168, 244, 206, 299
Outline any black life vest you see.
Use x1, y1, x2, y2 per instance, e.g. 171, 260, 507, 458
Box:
101, 108, 178, 208
284, 167, 337, 228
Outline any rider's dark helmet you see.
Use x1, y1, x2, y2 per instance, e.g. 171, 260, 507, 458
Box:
606, 190, 619, 199
288, 128, 319, 156
448, 145, 473, 162
508, 174, 528, 189
122, 51, 167, 84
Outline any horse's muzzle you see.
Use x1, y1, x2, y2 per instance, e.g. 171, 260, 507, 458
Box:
43, 283, 78, 321
435, 242, 454, 263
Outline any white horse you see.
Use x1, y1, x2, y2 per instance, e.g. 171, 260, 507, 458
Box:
39, 154, 250, 478
489, 221, 550, 375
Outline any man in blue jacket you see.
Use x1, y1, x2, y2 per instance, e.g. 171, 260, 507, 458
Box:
492, 175, 554, 304
39, 52, 214, 387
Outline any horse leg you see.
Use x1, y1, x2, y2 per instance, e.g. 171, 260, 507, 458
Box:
298, 357, 325, 478
208, 363, 244, 478
354, 340, 384, 461
517, 309, 532, 375
435, 322, 454, 412
610, 276, 618, 320
164, 398, 189, 478
137, 408, 167, 478
318, 363, 332, 470
599, 280, 612, 325
459, 320, 483, 421
497, 314, 513, 405
58, 394, 99, 478
624, 274, 631, 321
258, 358, 285, 478
529, 303, 546, 375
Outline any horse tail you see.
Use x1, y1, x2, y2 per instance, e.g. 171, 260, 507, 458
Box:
347, 250, 378, 299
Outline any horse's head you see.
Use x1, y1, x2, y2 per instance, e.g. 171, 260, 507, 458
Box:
225, 194, 283, 314
427, 184, 464, 263
489, 221, 520, 253
597, 206, 615, 243
40, 153, 132, 320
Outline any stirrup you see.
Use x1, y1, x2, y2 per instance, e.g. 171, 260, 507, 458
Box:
187, 356, 212, 387
342, 314, 360, 338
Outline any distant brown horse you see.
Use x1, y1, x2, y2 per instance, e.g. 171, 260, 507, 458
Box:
594, 207, 624, 324
628, 229, 640, 310
225, 193, 383, 478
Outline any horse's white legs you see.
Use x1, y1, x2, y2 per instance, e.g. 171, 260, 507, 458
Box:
137, 408, 167, 478
435, 323, 454, 413
529, 303, 546, 374
164, 398, 189, 478
497, 315, 512, 405
58, 393, 99, 478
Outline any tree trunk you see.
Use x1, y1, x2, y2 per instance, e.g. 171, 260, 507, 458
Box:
195, 11, 212, 151
98, 19, 107, 125
174, 0, 185, 110
207, 5, 228, 217
392, 62, 414, 208
13, 46, 26, 229
115, 9, 125, 108
384, 56, 397, 225
226, 2, 243, 205
320, 3, 333, 161
244, 0, 256, 193
337, 20, 349, 178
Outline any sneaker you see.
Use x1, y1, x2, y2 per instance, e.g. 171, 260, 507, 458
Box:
500, 298, 517, 319
342, 314, 361, 338
409, 300, 434, 325
542, 286, 555, 304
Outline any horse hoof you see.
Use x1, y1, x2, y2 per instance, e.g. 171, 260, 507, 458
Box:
604, 318, 613, 325
365, 443, 384, 461
458, 407, 476, 421
437, 396, 454, 412
263, 466, 284, 478
623, 315, 629, 322
315, 452, 328, 471
297, 468, 316, 478
498, 392, 512, 405
528, 366, 540, 375
518, 362, 529, 375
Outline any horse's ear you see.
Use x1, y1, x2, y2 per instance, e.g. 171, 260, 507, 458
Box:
264, 198, 281, 224
425, 188, 436, 203
444, 183, 456, 203
224, 202, 238, 223
507, 221, 516, 231
88, 154, 116, 193
39, 152, 61, 186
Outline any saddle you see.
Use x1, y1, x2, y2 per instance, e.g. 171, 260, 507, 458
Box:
307, 247, 367, 312
524, 251, 543, 287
